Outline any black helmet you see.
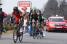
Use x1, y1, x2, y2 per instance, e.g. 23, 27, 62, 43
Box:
0, 8, 2, 14
0, 8, 2, 12
13, 7, 18, 11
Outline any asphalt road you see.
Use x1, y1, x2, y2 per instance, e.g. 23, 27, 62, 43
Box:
0, 31, 67, 44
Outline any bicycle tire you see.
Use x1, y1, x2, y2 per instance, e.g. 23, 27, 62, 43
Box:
13, 31, 17, 43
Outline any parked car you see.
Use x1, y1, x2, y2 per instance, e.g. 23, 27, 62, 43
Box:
46, 15, 67, 32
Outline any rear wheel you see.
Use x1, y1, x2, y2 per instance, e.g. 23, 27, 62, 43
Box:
33, 33, 36, 39
19, 32, 23, 42
33, 36, 36, 39
37, 32, 43, 39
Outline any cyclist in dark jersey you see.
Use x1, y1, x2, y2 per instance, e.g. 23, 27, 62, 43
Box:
0, 8, 7, 38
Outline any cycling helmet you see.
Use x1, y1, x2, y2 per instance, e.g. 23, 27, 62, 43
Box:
0, 8, 2, 12
13, 7, 18, 11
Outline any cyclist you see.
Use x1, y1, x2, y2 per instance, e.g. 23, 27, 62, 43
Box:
32, 19, 36, 38
23, 14, 28, 33
35, 20, 43, 38
36, 10, 43, 37
12, 7, 22, 24
37, 10, 42, 27
12, 7, 24, 43
0, 8, 7, 38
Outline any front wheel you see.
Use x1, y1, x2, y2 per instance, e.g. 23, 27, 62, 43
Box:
33, 33, 36, 39
13, 31, 17, 43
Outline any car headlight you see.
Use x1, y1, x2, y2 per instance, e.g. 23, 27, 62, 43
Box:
65, 24, 67, 26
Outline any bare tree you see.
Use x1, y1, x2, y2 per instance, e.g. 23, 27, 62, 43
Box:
59, 0, 67, 19
43, 0, 58, 18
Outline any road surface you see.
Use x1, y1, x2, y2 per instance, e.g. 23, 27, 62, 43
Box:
0, 31, 67, 44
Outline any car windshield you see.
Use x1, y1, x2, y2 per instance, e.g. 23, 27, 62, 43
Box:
49, 18, 64, 22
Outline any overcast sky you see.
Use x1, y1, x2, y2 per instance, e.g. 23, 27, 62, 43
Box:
1, 0, 48, 14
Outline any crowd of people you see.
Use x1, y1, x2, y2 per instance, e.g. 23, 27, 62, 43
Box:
28, 9, 44, 37
0, 6, 45, 39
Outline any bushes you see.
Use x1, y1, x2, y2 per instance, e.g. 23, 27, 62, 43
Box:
3, 24, 13, 32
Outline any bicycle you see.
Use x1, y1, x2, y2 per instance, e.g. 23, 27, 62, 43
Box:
13, 24, 23, 43
36, 30, 43, 39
